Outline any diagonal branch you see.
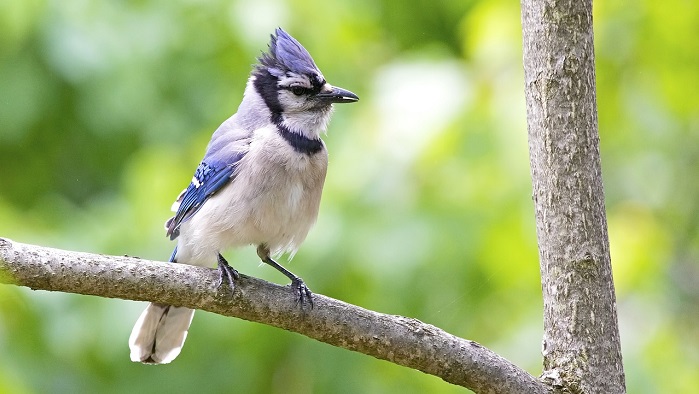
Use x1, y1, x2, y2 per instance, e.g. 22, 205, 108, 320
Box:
0, 237, 550, 394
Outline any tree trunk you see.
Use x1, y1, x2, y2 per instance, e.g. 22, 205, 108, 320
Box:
520, 0, 626, 392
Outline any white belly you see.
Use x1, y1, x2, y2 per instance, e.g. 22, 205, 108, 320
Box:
174, 130, 328, 267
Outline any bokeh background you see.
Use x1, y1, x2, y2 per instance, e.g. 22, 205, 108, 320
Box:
1, 0, 697, 393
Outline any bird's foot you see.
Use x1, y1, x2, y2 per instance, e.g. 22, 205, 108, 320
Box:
217, 254, 239, 291
257, 244, 313, 309
291, 277, 314, 310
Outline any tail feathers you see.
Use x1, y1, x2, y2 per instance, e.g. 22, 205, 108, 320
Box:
129, 303, 195, 364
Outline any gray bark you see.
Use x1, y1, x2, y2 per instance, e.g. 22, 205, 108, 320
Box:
0, 237, 550, 394
521, 0, 626, 393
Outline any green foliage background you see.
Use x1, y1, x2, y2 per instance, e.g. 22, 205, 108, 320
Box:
1, 0, 697, 393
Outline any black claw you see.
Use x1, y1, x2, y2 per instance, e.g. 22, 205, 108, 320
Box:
292, 278, 314, 310
217, 254, 239, 291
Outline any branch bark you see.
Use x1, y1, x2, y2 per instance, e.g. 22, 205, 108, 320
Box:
521, 0, 626, 392
0, 237, 550, 394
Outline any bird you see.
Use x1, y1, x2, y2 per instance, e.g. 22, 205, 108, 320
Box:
128, 28, 358, 364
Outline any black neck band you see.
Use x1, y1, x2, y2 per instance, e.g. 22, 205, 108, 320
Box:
276, 124, 323, 155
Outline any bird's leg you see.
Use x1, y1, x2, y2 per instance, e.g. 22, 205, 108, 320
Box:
217, 253, 239, 291
257, 244, 313, 309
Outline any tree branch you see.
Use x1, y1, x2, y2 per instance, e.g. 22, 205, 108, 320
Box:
0, 237, 550, 394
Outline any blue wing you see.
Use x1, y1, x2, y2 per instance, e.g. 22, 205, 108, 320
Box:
165, 155, 243, 241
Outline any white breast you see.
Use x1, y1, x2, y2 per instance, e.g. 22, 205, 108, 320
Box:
174, 126, 328, 267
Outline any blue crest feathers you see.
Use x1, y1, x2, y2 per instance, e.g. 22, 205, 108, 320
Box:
258, 28, 320, 77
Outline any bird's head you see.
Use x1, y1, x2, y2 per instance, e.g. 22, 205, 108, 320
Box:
251, 28, 358, 136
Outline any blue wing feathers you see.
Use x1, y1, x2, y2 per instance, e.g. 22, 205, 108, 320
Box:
169, 245, 178, 262
165, 155, 242, 240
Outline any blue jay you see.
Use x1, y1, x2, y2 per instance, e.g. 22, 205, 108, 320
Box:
129, 28, 358, 364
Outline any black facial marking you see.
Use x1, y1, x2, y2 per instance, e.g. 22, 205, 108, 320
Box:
311, 74, 326, 91
253, 68, 284, 124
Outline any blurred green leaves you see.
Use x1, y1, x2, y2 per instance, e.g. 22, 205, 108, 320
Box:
0, 0, 697, 393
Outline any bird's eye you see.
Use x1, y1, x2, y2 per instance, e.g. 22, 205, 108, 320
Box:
291, 86, 307, 96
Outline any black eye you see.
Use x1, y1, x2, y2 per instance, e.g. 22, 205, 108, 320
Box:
291, 86, 307, 96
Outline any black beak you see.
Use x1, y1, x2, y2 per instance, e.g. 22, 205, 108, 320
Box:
316, 86, 359, 104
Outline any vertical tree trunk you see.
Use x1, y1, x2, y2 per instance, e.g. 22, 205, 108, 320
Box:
520, 0, 626, 393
